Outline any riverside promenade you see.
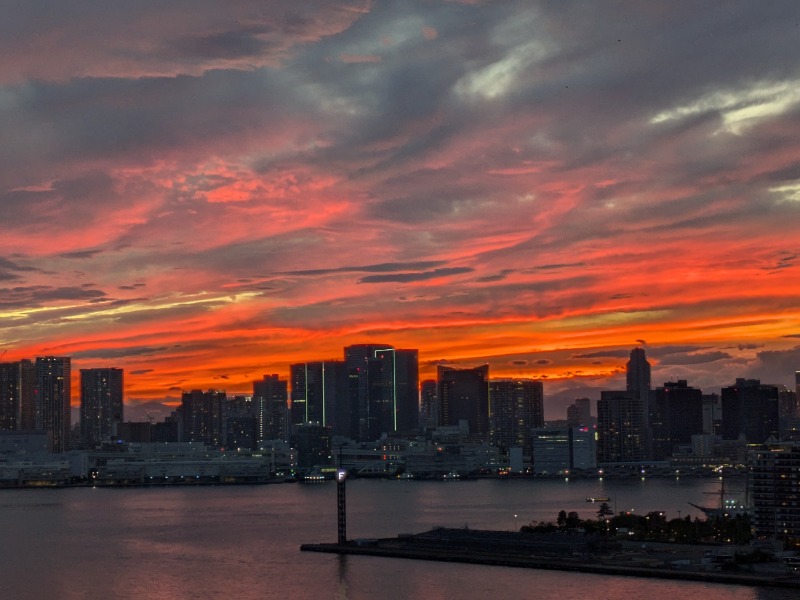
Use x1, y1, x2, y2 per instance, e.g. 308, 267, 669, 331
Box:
301, 528, 800, 590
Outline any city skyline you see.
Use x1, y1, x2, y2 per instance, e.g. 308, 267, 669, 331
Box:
2, 2, 800, 410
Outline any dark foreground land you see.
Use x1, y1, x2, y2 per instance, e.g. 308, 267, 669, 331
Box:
301, 528, 800, 589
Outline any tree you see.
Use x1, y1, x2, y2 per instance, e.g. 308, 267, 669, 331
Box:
597, 502, 613, 520
557, 510, 567, 528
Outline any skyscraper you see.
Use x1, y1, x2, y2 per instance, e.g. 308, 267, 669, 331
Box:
0, 360, 34, 431
290, 361, 345, 428
253, 375, 288, 442
420, 379, 437, 428
626, 347, 651, 405
344, 343, 390, 441
343, 344, 419, 441
597, 390, 646, 463
80, 367, 124, 449
179, 389, 227, 447
437, 365, 490, 438
489, 378, 544, 455
35, 356, 71, 453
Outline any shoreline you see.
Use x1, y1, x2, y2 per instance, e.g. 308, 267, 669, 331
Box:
301, 529, 800, 590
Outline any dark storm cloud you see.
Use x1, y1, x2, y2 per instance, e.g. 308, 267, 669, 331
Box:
359, 267, 474, 284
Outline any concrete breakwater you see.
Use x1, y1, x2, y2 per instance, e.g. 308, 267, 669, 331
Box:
301, 528, 800, 590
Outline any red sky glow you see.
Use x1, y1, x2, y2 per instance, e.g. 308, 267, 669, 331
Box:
2, 1, 800, 418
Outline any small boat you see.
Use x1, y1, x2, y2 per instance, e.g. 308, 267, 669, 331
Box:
586, 496, 610, 503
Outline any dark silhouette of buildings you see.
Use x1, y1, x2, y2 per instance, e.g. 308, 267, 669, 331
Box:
753, 443, 800, 545
597, 390, 646, 463
0, 359, 34, 431
80, 367, 124, 449
35, 356, 72, 453
566, 398, 592, 427
343, 344, 419, 442
649, 380, 703, 460
292, 423, 332, 469
489, 378, 544, 455
626, 347, 651, 407
290, 361, 345, 429
437, 365, 490, 438
721, 379, 779, 443
253, 375, 288, 442
420, 379, 437, 428
179, 389, 227, 447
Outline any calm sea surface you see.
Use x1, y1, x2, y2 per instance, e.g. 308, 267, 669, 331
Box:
0, 476, 792, 600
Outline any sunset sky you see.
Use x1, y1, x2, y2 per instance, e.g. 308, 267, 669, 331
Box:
2, 1, 800, 416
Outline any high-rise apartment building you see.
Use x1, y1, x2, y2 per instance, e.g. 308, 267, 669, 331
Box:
752, 443, 800, 546
597, 390, 646, 463
35, 356, 72, 453
253, 375, 288, 442
0, 360, 34, 431
489, 378, 544, 456
437, 365, 490, 438
420, 379, 437, 429
179, 389, 227, 447
80, 367, 124, 449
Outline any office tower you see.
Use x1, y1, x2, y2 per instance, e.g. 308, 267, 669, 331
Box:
253, 375, 288, 442
597, 390, 646, 463
0, 360, 34, 431
437, 365, 490, 438
531, 426, 597, 474
34, 356, 72, 453
344, 344, 389, 441
753, 444, 800, 545
648, 380, 703, 460
626, 348, 651, 405
80, 368, 124, 449
179, 389, 227, 447
290, 361, 345, 429
720, 379, 779, 443
343, 344, 419, 441
489, 378, 544, 455
420, 379, 437, 428
566, 397, 592, 427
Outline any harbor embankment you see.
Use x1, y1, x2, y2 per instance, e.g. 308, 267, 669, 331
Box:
301, 528, 800, 589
